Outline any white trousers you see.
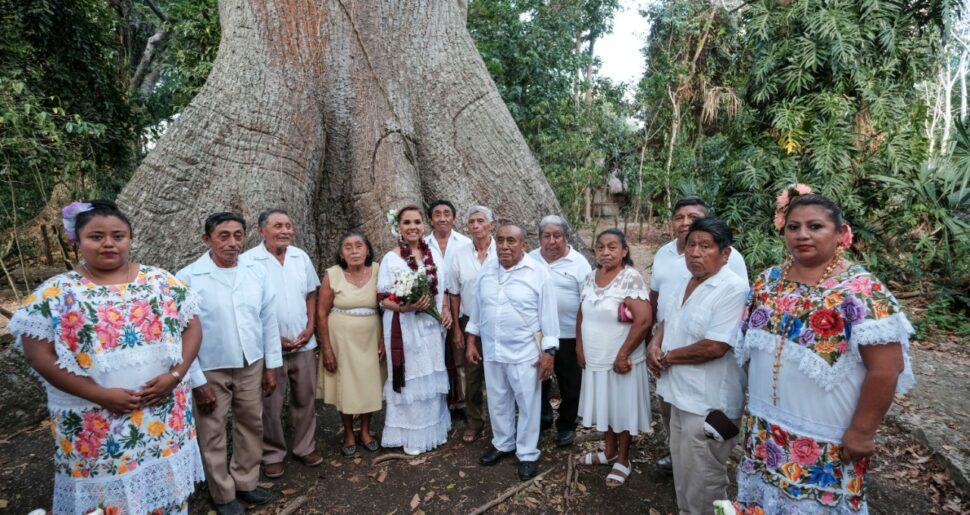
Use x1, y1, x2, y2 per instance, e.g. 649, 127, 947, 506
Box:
484, 360, 542, 462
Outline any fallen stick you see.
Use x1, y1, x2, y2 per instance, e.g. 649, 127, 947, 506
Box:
564, 454, 574, 497
371, 453, 411, 465
277, 495, 307, 515
468, 464, 561, 515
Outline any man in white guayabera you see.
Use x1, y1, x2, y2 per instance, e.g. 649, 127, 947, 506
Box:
180, 212, 281, 515
242, 208, 323, 479
445, 205, 497, 444
465, 223, 559, 482
648, 197, 748, 472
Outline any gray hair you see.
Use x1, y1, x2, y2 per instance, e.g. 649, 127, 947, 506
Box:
257, 208, 289, 228
537, 215, 571, 239
466, 205, 494, 222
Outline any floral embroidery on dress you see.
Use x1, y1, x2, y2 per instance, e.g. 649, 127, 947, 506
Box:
52, 382, 196, 479
8, 266, 204, 515
739, 264, 899, 367
738, 416, 868, 512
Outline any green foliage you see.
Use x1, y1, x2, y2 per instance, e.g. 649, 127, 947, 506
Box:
637, 0, 969, 329
149, 0, 220, 117
468, 0, 639, 222
0, 0, 139, 229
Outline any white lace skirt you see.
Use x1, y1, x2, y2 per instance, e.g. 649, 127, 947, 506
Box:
578, 363, 652, 435
380, 370, 451, 452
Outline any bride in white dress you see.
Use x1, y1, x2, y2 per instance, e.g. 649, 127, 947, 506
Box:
377, 206, 453, 455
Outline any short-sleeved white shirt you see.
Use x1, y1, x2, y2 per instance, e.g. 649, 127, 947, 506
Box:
445, 238, 497, 317
649, 238, 749, 295
242, 243, 321, 353
464, 254, 561, 364
656, 266, 748, 419
528, 247, 591, 338
424, 230, 471, 259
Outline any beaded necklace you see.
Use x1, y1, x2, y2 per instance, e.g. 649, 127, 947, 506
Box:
398, 237, 439, 295
769, 251, 843, 405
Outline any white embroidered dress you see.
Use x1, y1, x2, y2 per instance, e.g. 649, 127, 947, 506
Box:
7, 266, 205, 515
576, 265, 652, 435
377, 251, 452, 452
734, 264, 915, 514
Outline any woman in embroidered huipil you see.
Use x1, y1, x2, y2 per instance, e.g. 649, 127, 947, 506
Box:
8, 201, 205, 515
377, 206, 454, 456
733, 191, 914, 514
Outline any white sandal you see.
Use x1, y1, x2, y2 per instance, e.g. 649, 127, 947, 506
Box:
605, 462, 631, 487
578, 451, 616, 466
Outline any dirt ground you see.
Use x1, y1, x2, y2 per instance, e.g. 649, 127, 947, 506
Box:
0, 224, 968, 513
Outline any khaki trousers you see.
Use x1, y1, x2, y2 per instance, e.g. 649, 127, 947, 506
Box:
669, 405, 737, 515
262, 350, 318, 464
195, 361, 264, 504
461, 316, 487, 431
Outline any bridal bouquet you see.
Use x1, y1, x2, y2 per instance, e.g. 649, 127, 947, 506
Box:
387, 268, 441, 322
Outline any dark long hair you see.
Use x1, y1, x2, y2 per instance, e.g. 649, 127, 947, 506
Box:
785, 194, 844, 230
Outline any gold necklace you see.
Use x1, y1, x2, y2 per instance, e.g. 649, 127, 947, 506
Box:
769, 251, 843, 405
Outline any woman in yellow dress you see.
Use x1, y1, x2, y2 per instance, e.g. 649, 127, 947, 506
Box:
317, 231, 385, 457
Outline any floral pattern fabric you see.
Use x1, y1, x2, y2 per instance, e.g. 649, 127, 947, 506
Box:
734, 263, 914, 514
738, 415, 868, 512
739, 264, 897, 367
8, 266, 204, 515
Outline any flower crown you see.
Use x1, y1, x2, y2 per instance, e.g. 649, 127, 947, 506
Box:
62, 201, 94, 241
774, 184, 853, 248
386, 208, 401, 237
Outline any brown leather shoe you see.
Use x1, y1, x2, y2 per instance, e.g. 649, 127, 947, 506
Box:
263, 461, 284, 479
296, 450, 324, 467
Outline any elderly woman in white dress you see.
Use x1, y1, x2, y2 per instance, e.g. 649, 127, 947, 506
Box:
576, 229, 653, 487
377, 205, 454, 455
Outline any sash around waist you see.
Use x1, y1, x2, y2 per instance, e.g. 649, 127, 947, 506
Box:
330, 306, 378, 316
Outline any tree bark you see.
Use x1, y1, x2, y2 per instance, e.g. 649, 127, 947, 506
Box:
117, 0, 563, 269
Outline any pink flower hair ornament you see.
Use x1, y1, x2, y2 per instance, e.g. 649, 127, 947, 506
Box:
840, 223, 853, 249
773, 183, 814, 231
62, 201, 94, 242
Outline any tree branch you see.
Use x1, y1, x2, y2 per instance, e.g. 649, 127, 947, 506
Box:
130, 27, 169, 96
143, 0, 167, 23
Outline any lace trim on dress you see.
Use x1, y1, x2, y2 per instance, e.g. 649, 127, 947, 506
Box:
53, 437, 204, 515
737, 471, 868, 515
737, 323, 913, 395
747, 397, 846, 443
383, 369, 450, 405
8, 310, 90, 379
176, 288, 201, 331
581, 266, 649, 304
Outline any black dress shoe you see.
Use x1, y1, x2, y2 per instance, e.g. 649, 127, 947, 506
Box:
555, 429, 576, 447
237, 487, 272, 505
214, 500, 244, 515
517, 460, 539, 481
656, 453, 673, 472
479, 446, 514, 466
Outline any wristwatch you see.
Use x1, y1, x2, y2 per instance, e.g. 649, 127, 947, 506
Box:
543, 348, 557, 358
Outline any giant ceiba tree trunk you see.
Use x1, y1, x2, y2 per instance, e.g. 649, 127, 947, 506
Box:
117, 0, 563, 269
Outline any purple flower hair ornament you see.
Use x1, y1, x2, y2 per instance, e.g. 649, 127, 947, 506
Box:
62, 201, 94, 242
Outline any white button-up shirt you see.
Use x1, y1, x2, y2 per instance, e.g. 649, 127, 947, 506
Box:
179, 252, 281, 387
650, 238, 749, 295
465, 254, 560, 364
528, 247, 591, 338
242, 243, 321, 353
445, 238, 496, 317
424, 230, 471, 259
656, 266, 748, 419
